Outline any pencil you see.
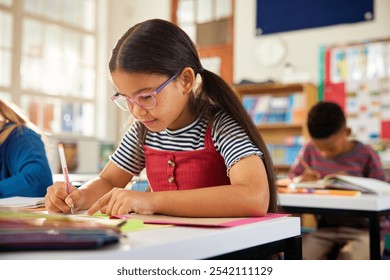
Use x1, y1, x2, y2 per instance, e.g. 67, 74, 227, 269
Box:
58, 143, 75, 214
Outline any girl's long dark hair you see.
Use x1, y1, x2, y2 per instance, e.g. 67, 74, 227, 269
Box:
109, 19, 278, 213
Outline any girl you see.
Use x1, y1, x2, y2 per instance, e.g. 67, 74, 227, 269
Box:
0, 99, 53, 197
45, 19, 277, 217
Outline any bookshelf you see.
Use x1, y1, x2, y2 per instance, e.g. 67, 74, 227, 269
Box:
234, 83, 318, 175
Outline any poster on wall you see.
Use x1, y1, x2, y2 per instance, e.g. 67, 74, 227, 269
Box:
345, 79, 381, 143
321, 39, 390, 142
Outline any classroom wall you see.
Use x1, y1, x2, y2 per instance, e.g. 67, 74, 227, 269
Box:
106, 0, 171, 144
234, 0, 390, 84
105, 0, 390, 86
102, 0, 390, 146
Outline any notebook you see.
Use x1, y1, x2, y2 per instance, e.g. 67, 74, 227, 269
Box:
289, 175, 390, 195
110, 213, 290, 227
0, 196, 45, 209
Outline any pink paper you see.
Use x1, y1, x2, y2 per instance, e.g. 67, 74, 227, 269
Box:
110, 213, 289, 227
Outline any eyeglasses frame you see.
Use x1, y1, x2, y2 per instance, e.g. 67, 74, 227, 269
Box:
111, 72, 180, 111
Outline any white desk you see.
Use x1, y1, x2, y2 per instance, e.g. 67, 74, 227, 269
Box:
1, 216, 301, 260
279, 193, 390, 259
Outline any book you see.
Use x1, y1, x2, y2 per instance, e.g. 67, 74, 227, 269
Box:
290, 93, 306, 123
0, 196, 45, 209
289, 175, 390, 195
109, 213, 290, 227
265, 96, 290, 123
251, 95, 272, 124
242, 96, 258, 117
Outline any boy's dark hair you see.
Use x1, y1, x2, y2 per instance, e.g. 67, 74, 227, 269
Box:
109, 19, 278, 213
307, 101, 346, 139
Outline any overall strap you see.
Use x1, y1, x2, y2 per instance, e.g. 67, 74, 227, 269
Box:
203, 126, 214, 150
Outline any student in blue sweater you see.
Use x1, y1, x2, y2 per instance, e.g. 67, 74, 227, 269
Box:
0, 99, 53, 198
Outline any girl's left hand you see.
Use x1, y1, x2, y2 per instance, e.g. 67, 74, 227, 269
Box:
87, 188, 154, 216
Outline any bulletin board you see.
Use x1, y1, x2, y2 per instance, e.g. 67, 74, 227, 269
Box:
319, 38, 390, 143
256, 0, 374, 35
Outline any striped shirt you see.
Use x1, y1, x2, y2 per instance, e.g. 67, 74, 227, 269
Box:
110, 110, 263, 177
288, 141, 386, 181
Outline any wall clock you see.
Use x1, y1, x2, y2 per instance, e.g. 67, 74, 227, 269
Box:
254, 37, 287, 67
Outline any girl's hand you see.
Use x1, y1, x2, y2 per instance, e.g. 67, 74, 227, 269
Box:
87, 188, 154, 216
45, 181, 83, 213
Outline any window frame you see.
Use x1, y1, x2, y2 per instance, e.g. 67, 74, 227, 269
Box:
0, 0, 100, 139
171, 0, 235, 84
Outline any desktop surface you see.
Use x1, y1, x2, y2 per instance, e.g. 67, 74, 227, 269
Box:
1, 216, 300, 260
278, 193, 390, 260
279, 193, 390, 211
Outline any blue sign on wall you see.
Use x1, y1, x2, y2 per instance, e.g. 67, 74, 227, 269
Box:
256, 0, 374, 35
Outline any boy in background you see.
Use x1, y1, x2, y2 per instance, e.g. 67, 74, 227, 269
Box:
288, 101, 387, 259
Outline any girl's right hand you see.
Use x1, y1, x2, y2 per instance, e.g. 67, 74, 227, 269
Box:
45, 181, 83, 213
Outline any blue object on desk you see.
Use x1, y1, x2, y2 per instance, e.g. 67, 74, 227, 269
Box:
131, 180, 149, 192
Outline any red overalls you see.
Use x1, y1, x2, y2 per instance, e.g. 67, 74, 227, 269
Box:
144, 127, 231, 191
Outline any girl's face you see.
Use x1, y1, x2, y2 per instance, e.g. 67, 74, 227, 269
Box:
111, 69, 195, 131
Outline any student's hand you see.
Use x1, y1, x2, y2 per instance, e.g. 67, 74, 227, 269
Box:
87, 188, 154, 216
334, 170, 349, 175
294, 169, 321, 183
276, 178, 292, 187
45, 181, 83, 213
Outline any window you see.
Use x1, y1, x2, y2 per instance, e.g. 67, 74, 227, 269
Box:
172, 0, 234, 83
0, 2, 12, 95
0, 0, 97, 137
